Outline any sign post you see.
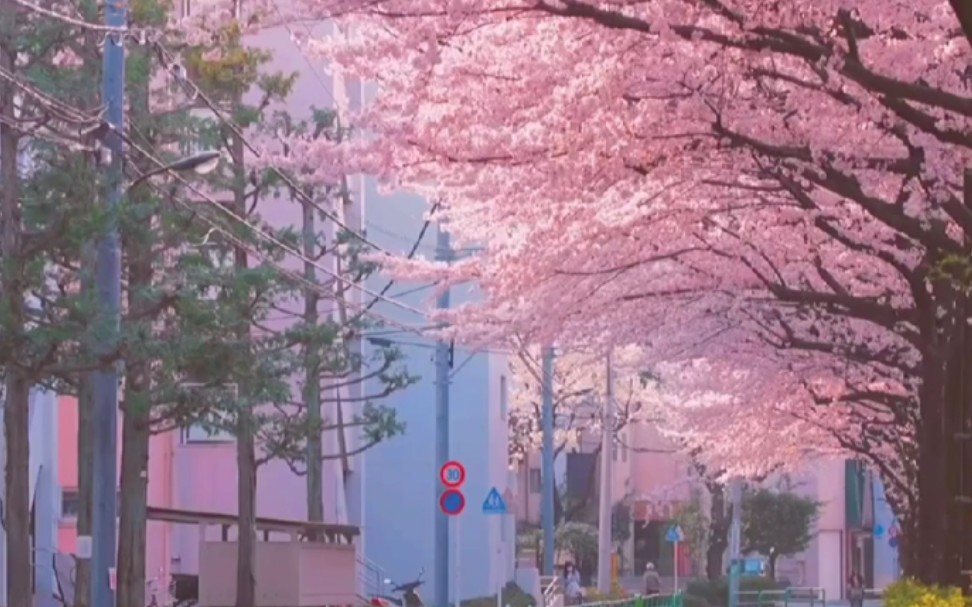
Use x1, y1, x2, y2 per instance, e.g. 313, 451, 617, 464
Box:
666, 525, 684, 592
482, 487, 510, 607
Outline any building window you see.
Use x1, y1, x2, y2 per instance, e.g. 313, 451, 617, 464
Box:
182, 423, 235, 444
499, 375, 508, 420
61, 489, 79, 519
60, 489, 121, 520
529, 468, 542, 493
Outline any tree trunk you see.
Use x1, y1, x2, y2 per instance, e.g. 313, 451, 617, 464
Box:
74, 373, 94, 607
0, 14, 31, 606
117, 214, 153, 607
706, 482, 729, 581
907, 171, 972, 587
236, 429, 257, 607
303, 192, 323, 526
938, 309, 967, 589
230, 126, 257, 607
117, 402, 150, 607
4, 375, 31, 607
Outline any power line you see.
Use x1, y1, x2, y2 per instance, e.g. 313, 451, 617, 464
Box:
352, 202, 438, 323
267, 0, 335, 105
123, 135, 432, 331
150, 40, 388, 254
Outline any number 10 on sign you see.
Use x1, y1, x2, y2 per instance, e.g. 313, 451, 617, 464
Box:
441, 461, 466, 488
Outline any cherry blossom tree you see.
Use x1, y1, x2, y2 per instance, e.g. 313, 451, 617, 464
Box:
270, 0, 971, 586
508, 345, 667, 521
507, 345, 659, 463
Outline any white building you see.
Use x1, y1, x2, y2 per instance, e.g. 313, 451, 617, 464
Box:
0, 387, 62, 607
359, 180, 515, 601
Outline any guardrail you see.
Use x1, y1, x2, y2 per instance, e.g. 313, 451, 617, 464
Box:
541, 576, 562, 607
735, 587, 825, 607
576, 593, 683, 607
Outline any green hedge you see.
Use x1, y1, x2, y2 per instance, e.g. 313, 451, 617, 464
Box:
685, 577, 786, 607
682, 593, 710, 607
461, 582, 537, 607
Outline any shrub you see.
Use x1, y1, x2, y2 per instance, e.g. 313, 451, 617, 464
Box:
685, 577, 786, 607
885, 580, 967, 607
583, 585, 631, 602
686, 579, 727, 607
461, 582, 537, 607
682, 592, 710, 607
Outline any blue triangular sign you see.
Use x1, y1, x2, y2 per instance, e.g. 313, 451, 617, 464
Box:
665, 525, 684, 543
482, 487, 508, 514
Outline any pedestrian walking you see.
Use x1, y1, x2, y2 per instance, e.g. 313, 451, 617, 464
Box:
563, 562, 584, 606
643, 562, 661, 597
847, 571, 865, 607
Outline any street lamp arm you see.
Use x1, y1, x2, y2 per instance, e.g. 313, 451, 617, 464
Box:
128, 150, 221, 189
129, 164, 170, 189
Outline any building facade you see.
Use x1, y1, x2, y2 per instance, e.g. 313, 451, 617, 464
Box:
52, 18, 513, 606
359, 177, 514, 601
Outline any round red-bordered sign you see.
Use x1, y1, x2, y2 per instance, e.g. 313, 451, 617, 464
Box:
440, 460, 466, 488
440, 489, 466, 516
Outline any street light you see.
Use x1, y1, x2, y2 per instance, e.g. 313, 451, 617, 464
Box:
89, 145, 222, 607
129, 150, 221, 188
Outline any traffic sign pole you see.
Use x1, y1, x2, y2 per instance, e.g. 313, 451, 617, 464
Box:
673, 540, 679, 593
665, 525, 684, 593
456, 516, 462, 607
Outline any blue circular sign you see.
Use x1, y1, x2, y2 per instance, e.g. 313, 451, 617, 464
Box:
874, 524, 885, 538
440, 489, 465, 516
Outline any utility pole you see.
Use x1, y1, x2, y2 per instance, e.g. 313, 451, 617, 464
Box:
727, 478, 743, 607
540, 346, 555, 576
434, 222, 452, 607
596, 350, 614, 593
91, 2, 126, 606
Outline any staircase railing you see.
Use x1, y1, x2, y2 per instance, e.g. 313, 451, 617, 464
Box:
357, 554, 386, 599
541, 575, 561, 607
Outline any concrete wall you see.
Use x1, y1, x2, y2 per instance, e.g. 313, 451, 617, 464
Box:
776, 458, 845, 600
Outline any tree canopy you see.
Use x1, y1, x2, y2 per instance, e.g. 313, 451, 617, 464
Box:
742, 487, 820, 580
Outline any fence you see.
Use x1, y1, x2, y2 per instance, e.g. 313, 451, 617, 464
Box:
577, 593, 684, 607
735, 587, 826, 607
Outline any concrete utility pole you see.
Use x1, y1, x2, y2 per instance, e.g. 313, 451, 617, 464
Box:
540, 347, 555, 576
434, 223, 452, 607
596, 350, 614, 593
91, 2, 126, 606
727, 478, 743, 607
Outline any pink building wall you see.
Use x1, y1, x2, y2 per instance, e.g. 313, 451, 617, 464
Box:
57, 396, 175, 582
512, 421, 690, 526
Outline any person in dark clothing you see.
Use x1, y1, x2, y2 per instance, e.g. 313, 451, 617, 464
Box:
847, 572, 865, 607
643, 562, 661, 596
